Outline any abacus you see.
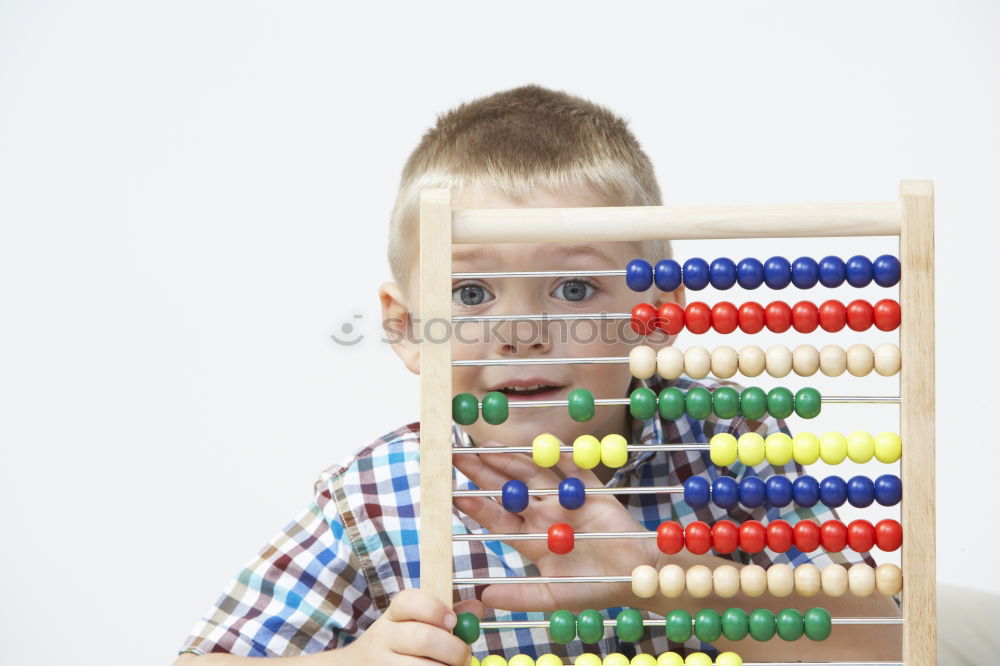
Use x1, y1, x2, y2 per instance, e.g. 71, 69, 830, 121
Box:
417, 182, 934, 665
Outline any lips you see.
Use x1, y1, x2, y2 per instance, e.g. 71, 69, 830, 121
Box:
487, 379, 567, 401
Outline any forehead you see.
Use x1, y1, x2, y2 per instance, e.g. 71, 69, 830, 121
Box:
452, 241, 638, 269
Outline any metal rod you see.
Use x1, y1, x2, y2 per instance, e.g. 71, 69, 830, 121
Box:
453, 270, 626, 279
470, 396, 900, 408
452, 444, 709, 455
454, 486, 680, 498
476, 617, 903, 629
453, 313, 630, 322
454, 532, 655, 541
453, 356, 628, 366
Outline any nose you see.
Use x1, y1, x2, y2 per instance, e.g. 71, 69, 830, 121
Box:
493, 316, 553, 356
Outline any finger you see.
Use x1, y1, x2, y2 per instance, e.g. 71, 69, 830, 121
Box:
480, 582, 560, 613
454, 598, 487, 618
478, 446, 562, 490
386, 588, 456, 629
390, 621, 471, 666
552, 447, 605, 488
453, 494, 525, 535
452, 448, 517, 491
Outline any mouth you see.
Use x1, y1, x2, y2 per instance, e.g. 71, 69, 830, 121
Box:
490, 381, 566, 401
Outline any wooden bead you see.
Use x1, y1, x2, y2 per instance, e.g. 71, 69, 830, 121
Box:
792, 344, 820, 376
765, 346, 793, 378
711, 346, 739, 379
848, 563, 876, 596
629, 346, 657, 379
819, 344, 847, 377
738, 345, 766, 377
794, 563, 821, 597
657, 347, 685, 379
740, 564, 767, 597
631, 564, 659, 599
821, 564, 848, 597
713, 565, 741, 598
684, 346, 711, 379
874, 343, 902, 376
875, 563, 903, 595
766, 563, 794, 597
686, 564, 713, 599
659, 564, 686, 598
846, 344, 875, 377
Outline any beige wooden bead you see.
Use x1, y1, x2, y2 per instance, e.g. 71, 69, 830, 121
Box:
684, 346, 712, 379
846, 344, 875, 377
766, 563, 794, 597
875, 563, 903, 596
713, 565, 741, 598
740, 564, 768, 597
819, 344, 847, 377
657, 347, 685, 379
659, 564, 686, 598
792, 344, 820, 376
793, 563, 821, 597
821, 564, 849, 597
848, 563, 876, 596
629, 346, 657, 380
711, 346, 739, 379
631, 564, 659, 599
765, 345, 793, 378
738, 345, 766, 377
874, 343, 902, 376
686, 565, 714, 599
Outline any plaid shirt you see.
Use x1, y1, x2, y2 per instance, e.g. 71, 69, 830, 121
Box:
179, 376, 868, 660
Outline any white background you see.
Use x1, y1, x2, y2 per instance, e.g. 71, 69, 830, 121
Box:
1, 2, 997, 664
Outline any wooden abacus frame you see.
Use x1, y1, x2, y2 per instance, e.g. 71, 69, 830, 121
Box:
417, 181, 935, 664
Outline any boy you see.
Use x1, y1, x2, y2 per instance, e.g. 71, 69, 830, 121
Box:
173, 85, 900, 664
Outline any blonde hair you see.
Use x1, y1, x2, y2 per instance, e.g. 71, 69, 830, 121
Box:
387, 84, 670, 293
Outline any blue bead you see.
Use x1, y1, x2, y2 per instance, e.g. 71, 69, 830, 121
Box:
763, 256, 792, 289
625, 259, 654, 292
819, 475, 847, 508
712, 476, 740, 509
874, 474, 903, 506
709, 258, 738, 290
684, 476, 711, 507
558, 477, 586, 510
682, 258, 711, 290
845, 255, 874, 287
738, 476, 766, 508
501, 480, 529, 513
765, 476, 793, 507
792, 475, 820, 507
846, 475, 876, 508
873, 254, 901, 287
736, 258, 765, 289
791, 257, 819, 289
818, 256, 846, 287
654, 259, 682, 291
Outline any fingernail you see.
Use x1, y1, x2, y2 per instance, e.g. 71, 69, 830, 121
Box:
444, 611, 457, 629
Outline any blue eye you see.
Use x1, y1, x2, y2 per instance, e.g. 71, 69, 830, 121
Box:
552, 279, 597, 302
452, 283, 494, 306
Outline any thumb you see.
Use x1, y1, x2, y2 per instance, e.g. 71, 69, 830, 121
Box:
454, 598, 487, 619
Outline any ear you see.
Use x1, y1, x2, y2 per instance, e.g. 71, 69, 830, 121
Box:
378, 281, 420, 375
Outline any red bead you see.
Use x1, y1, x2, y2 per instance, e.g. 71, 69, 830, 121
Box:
656, 302, 685, 336
766, 520, 794, 553
739, 520, 767, 553
874, 519, 902, 552
873, 299, 901, 331
820, 520, 848, 552
791, 301, 819, 333
685, 302, 712, 334
631, 303, 658, 335
685, 521, 712, 554
738, 301, 766, 334
764, 301, 792, 333
547, 522, 575, 554
846, 299, 874, 331
711, 301, 739, 334
847, 519, 876, 552
711, 520, 740, 554
818, 300, 847, 332
793, 520, 821, 552
656, 521, 684, 554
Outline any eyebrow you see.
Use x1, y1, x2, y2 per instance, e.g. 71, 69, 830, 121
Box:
451, 244, 619, 267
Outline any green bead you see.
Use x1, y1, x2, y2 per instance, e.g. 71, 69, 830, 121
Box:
629, 387, 658, 420
615, 608, 645, 642
548, 609, 577, 644
577, 608, 604, 643
664, 609, 692, 643
766, 387, 795, 420
685, 387, 712, 420
803, 607, 832, 641
452, 393, 478, 425
657, 387, 686, 420
481, 391, 509, 425
739, 387, 768, 421
721, 608, 749, 641
567, 388, 595, 422
693, 609, 722, 642
712, 386, 741, 420
794, 387, 822, 419
776, 609, 804, 641
453, 612, 480, 644
748, 609, 776, 641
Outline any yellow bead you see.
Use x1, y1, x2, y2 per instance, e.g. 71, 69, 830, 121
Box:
510, 656, 535, 666
684, 653, 712, 666
846, 430, 875, 463
575, 655, 602, 666
601, 434, 629, 468
573, 434, 601, 470
656, 653, 684, 666
482, 656, 508, 666
631, 656, 658, 666
468, 658, 481, 666
737, 432, 766, 466
715, 652, 744, 666
764, 432, 794, 465
819, 431, 848, 464
709, 433, 738, 466
536, 656, 563, 666
792, 432, 820, 464
604, 654, 630, 666
533, 433, 561, 468
874, 431, 902, 463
